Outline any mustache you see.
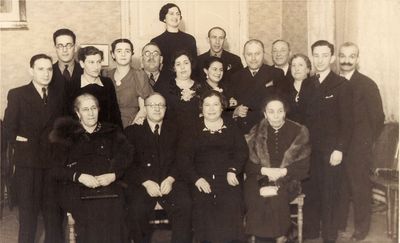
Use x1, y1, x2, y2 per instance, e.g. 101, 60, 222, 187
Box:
340, 63, 354, 66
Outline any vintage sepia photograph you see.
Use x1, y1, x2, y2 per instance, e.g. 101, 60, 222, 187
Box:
0, 0, 399, 243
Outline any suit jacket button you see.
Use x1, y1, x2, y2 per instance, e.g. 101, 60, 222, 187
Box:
147, 163, 151, 167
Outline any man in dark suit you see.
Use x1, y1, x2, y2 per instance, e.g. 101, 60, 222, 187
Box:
139, 42, 173, 92
271, 39, 292, 79
301, 40, 353, 243
51, 28, 83, 113
3, 54, 66, 243
228, 39, 284, 134
124, 93, 192, 243
196, 27, 243, 84
336, 42, 384, 241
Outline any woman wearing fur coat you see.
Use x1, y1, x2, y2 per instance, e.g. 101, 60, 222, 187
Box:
244, 96, 311, 243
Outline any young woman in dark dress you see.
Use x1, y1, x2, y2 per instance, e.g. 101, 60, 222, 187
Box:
69, 46, 123, 128
178, 90, 248, 243
285, 54, 311, 124
151, 3, 197, 71
157, 50, 201, 129
244, 96, 311, 243
50, 94, 133, 243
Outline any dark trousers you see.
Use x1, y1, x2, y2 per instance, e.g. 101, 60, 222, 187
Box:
16, 166, 63, 243
126, 181, 192, 243
303, 150, 346, 241
337, 149, 372, 236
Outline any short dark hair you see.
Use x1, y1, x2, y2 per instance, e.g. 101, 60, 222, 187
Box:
272, 39, 290, 50
199, 89, 228, 111
203, 56, 225, 70
78, 46, 104, 62
30, 54, 53, 68
289, 53, 312, 70
111, 38, 134, 53
171, 49, 195, 72
311, 40, 334, 55
159, 3, 182, 22
208, 26, 226, 38
141, 42, 162, 55
261, 95, 290, 114
53, 28, 76, 45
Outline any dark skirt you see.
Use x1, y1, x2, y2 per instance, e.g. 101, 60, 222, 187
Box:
192, 176, 244, 242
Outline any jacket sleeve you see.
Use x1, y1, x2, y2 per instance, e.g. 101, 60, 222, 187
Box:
3, 90, 19, 144
365, 81, 385, 140
228, 123, 249, 174
335, 81, 353, 152
177, 131, 201, 184
111, 130, 134, 179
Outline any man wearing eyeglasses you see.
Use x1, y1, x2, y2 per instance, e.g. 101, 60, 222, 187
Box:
51, 28, 83, 112
124, 93, 192, 243
140, 42, 173, 92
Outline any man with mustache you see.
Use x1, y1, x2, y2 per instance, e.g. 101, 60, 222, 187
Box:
196, 27, 243, 84
337, 42, 384, 241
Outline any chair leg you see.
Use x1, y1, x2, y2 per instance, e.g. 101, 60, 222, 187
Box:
387, 187, 393, 237
67, 213, 76, 243
393, 189, 398, 240
298, 203, 303, 243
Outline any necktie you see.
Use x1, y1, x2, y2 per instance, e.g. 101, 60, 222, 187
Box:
149, 73, 156, 86
154, 124, 160, 143
252, 71, 257, 77
63, 64, 71, 81
42, 87, 48, 104
314, 73, 321, 88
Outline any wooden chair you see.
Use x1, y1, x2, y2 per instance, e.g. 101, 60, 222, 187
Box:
370, 122, 399, 240
149, 202, 169, 225
67, 212, 76, 243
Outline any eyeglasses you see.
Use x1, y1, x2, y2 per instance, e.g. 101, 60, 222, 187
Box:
145, 103, 166, 109
56, 43, 74, 50
143, 51, 160, 58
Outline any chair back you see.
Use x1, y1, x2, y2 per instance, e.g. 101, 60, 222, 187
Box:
371, 122, 399, 171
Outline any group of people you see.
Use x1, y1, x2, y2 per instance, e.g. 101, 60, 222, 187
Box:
2, 2, 385, 243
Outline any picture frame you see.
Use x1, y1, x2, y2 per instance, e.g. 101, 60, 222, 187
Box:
80, 44, 110, 66
0, 0, 27, 29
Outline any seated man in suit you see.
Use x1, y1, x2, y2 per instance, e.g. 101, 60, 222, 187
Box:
196, 26, 243, 84
3, 54, 66, 243
139, 42, 173, 92
228, 39, 285, 134
124, 93, 192, 243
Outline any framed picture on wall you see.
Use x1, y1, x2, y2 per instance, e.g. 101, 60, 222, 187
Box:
0, 0, 27, 29
80, 44, 110, 66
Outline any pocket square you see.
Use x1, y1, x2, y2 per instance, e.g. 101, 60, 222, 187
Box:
16, 136, 28, 142
265, 81, 274, 88
325, 95, 334, 99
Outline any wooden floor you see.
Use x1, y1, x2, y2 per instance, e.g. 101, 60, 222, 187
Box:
0, 205, 395, 243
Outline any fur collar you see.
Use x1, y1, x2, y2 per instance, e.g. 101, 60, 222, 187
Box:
245, 119, 311, 168
49, 117, 85, 146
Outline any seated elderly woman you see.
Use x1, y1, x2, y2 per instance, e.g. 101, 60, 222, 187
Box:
244, 96, 311, 243
50, 93, 133, 243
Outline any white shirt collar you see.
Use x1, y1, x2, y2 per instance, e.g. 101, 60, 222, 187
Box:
147, 119, 163, 134
340, 69, 356, 81
275, 63, 289, 75
81, 75, 104, 88
316, 69, 331, 83
32, 82, 47, 98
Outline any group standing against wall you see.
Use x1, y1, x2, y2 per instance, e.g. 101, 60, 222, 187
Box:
2, 2, 385, 243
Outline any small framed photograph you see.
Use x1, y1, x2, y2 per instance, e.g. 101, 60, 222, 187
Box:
0, 0, 27, 29
80, 44, 110, 66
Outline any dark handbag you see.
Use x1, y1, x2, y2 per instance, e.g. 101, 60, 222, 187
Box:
80, 183, 119, 200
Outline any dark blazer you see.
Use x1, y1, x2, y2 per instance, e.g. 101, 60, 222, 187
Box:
52, 61, 83, 104
300, 71, 353, 153
3, 81, 66, 168
124, 119, 180, 186
349, 71, 385, 160
196, 49, 243, 84
227, 64, 285, 133
139, 68, 174, 93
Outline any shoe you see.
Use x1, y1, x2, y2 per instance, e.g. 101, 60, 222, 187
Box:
351, 231, 368, 241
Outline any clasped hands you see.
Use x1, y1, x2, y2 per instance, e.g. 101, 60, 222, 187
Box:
78, 173, 116, 188
142, 176, 175, 197
195, 172, 240, 194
